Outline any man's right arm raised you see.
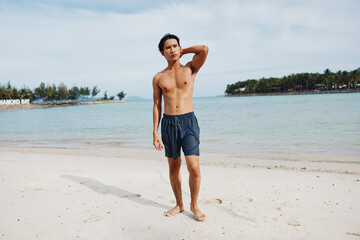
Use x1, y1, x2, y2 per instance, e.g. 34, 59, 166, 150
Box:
152, 74, 163, 151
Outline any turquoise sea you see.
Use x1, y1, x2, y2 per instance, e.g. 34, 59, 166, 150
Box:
0, 93, 359, 163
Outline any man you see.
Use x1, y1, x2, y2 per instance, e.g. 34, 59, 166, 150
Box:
152, 33, 209, 221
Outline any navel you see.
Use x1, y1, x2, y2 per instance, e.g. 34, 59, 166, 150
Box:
184, 81, 187, 85
176, 106, 178, 109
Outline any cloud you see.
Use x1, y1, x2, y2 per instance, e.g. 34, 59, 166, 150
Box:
0, 0, 359, 98
0, 0, 195, 14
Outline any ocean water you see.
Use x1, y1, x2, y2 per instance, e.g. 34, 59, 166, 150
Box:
0, 93, 359, 163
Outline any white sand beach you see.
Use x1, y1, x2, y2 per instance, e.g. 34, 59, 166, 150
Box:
0, 100, 125, 111
0, 147, 359, 240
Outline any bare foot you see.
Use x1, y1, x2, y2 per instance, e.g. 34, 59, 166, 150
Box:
190, 205, 206, 221
164, 205, 184, 217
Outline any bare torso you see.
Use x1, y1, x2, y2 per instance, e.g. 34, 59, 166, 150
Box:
153, 43, 208, 144
155, 64, 195, 115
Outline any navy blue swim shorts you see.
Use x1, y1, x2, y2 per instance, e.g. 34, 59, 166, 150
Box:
161, 112, 200, 160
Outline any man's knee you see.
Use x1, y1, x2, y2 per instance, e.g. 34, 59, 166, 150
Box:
168, 157, 181, 176
169, 166, 181, 177
186, 157, 200, 177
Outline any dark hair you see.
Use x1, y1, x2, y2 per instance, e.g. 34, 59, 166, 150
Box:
158, 33, 180, 52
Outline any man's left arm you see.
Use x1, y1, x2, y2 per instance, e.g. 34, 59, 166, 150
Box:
182, 45, 209, 74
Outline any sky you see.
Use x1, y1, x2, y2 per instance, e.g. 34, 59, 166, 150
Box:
0, 0, 359, 99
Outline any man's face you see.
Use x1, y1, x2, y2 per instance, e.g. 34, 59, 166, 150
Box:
161, 38, 181, 61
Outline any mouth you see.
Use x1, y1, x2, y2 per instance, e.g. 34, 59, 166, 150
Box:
171, 54, 177, 57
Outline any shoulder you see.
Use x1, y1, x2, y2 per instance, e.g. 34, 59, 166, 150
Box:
153, 72, 160, 80
153, 71, 164, 86
153, 68, 170, 80
153, 71, 162, 81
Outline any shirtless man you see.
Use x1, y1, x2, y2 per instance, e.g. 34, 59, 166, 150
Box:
152, 33, 209, 221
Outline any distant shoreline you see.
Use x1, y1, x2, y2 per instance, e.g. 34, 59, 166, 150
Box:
225, 89, 360, 97
0, 99, 124, 111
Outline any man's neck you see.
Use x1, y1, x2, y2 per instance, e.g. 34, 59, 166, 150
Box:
167, 60, 181, 70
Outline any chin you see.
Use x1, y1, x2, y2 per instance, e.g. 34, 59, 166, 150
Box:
168, 57, 179, 61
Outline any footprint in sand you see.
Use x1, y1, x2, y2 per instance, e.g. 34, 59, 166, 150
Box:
202, 198, 222, 205
346, 232, 360, 237
125, 193, 141, 198
83, 217, 101, 223
286, 219, 301, 227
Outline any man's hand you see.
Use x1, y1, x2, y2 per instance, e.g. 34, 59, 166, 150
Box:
153, 134, 163, 151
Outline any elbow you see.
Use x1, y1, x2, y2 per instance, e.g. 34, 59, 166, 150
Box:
203, 45, 209, 54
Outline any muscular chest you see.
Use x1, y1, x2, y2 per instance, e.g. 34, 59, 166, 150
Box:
158, 68, 193, 93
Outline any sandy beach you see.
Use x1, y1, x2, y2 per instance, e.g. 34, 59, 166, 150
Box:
0, 100, 124, 111
0, 147, 359, 240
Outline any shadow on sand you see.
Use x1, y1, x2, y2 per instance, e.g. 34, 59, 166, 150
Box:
61, 174, 171, 210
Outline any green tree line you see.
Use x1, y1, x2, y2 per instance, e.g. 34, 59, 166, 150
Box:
0, 82, 126, 101
225, 68, 360, 95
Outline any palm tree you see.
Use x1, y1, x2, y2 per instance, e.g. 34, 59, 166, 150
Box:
349, 70, 359, 89
91, 86, 100, 99
117, 91, 126, 100
45, 84, 57, 101
80, 87, 90, 99
69, 86, 80, 100
57, 83, 68, 100
323, 69, 331, 90
34, 82, 47, 99
20, 86, 33, 101
341, 71, 349, 90
0, 82, 12, 99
